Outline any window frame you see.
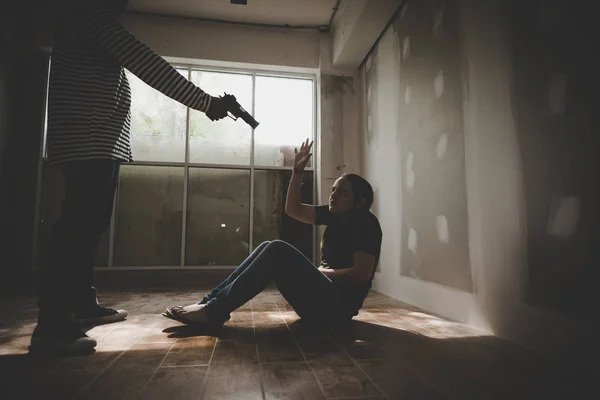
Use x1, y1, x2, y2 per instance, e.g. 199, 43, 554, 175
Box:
34, 59, 319, 270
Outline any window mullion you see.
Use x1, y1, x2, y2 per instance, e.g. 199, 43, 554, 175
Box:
249, 73, 256, 253
180, 67, 192, 269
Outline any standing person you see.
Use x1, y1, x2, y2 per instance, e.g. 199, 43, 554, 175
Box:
31, 0, 229, 354
164, 139, 383, 330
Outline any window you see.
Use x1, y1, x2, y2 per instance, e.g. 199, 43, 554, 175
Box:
254, 76, 314, 167
189, 71, 253, 165
185, 168, 251, 266
128, 68, 188, 162
113, 166, 185, 267
37, 65, 316, 268
253, 170, 314, 260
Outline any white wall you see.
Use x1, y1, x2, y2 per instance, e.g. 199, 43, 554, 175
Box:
121, 13, 322, 69
317, 35, 362, 206
360, 0, 594, 361
332, 0, 403, 67
361, 26, 477, 327
32, 11, 321, 70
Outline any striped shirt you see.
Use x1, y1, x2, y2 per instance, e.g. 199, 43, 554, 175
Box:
47, 0, 212, 165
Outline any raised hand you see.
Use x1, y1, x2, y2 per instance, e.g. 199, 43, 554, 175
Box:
294, 139, 313, 172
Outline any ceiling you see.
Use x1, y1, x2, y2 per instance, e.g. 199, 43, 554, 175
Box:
127, 0, 339, 28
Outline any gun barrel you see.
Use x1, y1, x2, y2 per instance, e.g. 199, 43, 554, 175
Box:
222, 93, 259, 129
241, 112, 259, 129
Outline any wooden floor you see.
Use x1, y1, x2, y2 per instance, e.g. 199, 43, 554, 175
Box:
0, 288, 586, 399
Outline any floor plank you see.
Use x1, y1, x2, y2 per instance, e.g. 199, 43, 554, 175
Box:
0, 288, 586, 400
162, 336, 216, 367
201, 363, 263, 400
141, 365, 207, 400
261, 362, 325, 400
79, 343, 171, 400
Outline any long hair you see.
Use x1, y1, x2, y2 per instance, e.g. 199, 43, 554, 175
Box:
341, 173, 374, 211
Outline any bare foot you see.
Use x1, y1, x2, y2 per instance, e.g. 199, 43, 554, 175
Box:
171, 304, 209, 324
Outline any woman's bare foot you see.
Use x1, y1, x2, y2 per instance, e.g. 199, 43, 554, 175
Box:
170, 304, 209, 324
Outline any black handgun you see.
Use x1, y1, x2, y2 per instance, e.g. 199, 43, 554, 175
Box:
220, 93, 259, 129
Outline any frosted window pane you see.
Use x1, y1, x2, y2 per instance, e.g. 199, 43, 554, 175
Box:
127, 69, 188, 162
189, 71, 252, 165
253, 170, 314, 260
254, 76, 314, 167
113, 166, 184, 266
186, 168, 250, 266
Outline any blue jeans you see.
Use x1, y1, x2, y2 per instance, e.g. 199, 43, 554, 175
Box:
200, 240, 351, 325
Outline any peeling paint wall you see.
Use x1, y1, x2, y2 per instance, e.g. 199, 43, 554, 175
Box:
360, 0, 597, 359
364, 0, 472, 292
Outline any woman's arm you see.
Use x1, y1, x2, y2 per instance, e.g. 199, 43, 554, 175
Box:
285, 169, 316, 224
285, 139, 316, 224
318, 251, 376, 285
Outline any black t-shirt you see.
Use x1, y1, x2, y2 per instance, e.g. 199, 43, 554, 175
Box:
315, 205, 383, 314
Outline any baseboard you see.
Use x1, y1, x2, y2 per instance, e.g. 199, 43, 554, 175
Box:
371, 274, 487, 331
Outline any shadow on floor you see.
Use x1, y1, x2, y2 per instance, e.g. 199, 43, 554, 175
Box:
0, 289, 591, 399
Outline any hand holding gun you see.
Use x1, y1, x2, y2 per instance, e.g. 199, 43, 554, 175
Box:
206, 93, 259, 129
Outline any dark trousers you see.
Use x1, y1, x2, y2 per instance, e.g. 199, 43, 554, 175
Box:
202, 240, 352, 325
38, 159, 120, 317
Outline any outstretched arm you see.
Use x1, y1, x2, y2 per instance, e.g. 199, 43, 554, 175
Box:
80, 0, 213, 112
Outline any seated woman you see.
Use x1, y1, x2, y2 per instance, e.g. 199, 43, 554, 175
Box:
164, 139, 382, 328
